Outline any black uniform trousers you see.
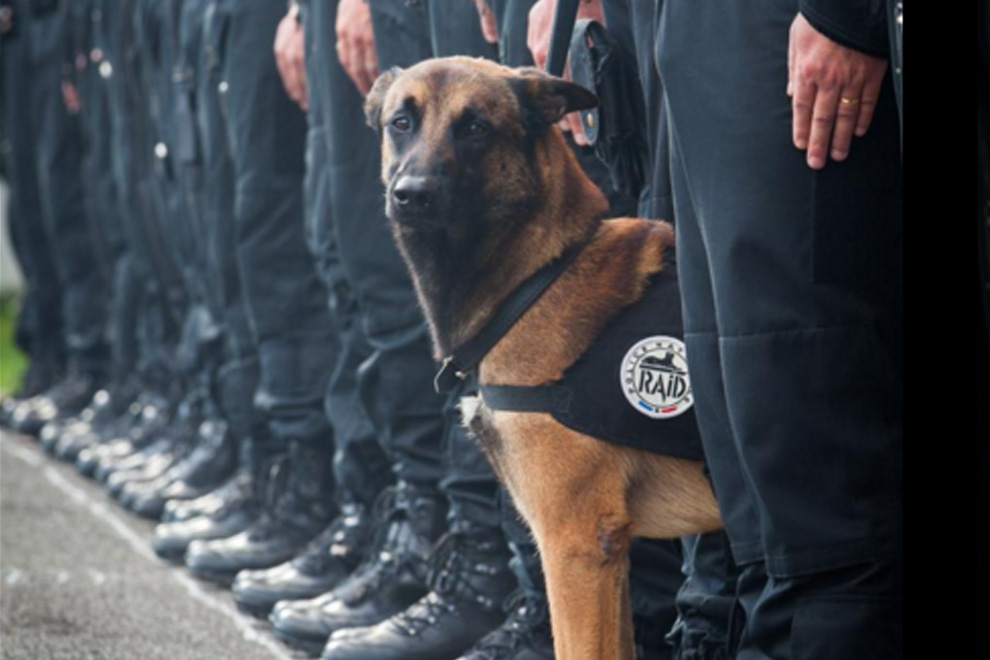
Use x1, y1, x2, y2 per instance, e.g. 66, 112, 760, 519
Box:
303, 0, 449, 498
104, 0, 185, 393
0, 4, 65, 372
213, 0, 335, 446
292, 0, 393, 508
658, 1, 903, 658
19, 1, 108, 374
196, 0, 268, 454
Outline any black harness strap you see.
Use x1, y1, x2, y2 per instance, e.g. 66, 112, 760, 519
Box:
478, 384, 573, 414
434, 239, 591, 394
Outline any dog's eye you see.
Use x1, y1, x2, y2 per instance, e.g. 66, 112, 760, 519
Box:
466, 121, 488, 137
391, 116, 412, 132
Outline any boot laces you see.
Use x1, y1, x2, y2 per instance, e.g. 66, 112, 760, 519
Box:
467, 589, 550, 659
294, 506, 367, 573
390, 591, 458, 637
389, 532, 501, 637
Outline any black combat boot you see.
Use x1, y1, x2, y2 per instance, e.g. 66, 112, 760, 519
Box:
319, 524, 515, 660
160, 356, 261, 523
161, 469, 248, 523
184, 439, 334, 586
232, 501, 373, 618
39, 388, 114, 454
270, 590, 342, 657
53, 379, 141, 462
268, 482, 447, 655
75, 391, 172, 478
10, 363, 102, 436
152, 468, 261, 562
456, 589, 555, 660
109, 398, 200, 503
0, 358, 63, 428
123, 407, 237, 519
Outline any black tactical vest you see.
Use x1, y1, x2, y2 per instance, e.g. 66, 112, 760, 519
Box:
480, 267, 704, 461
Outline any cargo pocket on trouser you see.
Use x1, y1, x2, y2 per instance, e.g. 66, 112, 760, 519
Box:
791, 595, 901, 660
668, 585, 738, 660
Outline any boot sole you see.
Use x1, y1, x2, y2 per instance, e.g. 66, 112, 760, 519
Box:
272, 626, 328, 658
186, 564, 237, 588
234, 598, 276, 619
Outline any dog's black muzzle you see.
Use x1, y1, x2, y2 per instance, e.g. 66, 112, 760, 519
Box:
386, 175, 452, 231
386, 174, 448, 230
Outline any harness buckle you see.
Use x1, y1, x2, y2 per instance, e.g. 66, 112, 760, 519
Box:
434, 357, 466, 395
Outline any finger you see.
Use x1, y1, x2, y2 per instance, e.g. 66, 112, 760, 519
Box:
280, 49, 298, 98
806, 83, 838, 169
830, 87, 862, 162
274, 44, 288, 84
356, 39, 377, 95
362, 38, 380, 88
526, 6, 541, 66
532, 39, 547, 72
787, 20, 795, 97
335, 33, 351, 77
293, 58, 309, 110
276, 58, 293, 98
791, 75, 815, 151
298, 79, 309, 111
284, 66, 300, 103
854, 70, 885, 137
566, 113, 587, 146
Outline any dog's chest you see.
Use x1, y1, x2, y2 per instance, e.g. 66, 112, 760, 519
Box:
459, 394, 509, 471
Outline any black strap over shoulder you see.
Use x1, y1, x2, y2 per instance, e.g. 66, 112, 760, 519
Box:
434, 239, 591, 394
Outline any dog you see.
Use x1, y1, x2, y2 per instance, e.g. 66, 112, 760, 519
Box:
364, 57, 723, 660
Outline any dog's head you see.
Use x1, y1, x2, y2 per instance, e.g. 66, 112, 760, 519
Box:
364, 57, 598, 232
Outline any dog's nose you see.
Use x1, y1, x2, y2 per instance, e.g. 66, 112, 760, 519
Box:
392, 176, 438, 212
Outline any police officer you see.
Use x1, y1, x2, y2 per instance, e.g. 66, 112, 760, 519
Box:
178, 0, 341, 584
71, 0, 186, 484
34, 0, 138, 460
0, 0, 67, 427
108, 0, 239, 521
225, 1, 393, 617
656, 2, 903, 658
151, 0, 276, 561
4, 0, 110, 436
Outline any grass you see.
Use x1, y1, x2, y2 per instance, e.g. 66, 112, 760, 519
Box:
0, 294, 27, 396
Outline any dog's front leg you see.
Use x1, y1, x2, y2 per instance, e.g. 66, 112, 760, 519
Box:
482, 412, 639, 660
537, 511, 636, 660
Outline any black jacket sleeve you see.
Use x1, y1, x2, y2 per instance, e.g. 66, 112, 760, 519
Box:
798, 0, 889, 59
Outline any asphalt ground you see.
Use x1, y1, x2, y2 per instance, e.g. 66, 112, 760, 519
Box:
0, 429, 301, 660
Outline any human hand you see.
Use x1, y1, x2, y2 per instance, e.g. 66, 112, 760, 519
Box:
274, 3, 308, 110
788, 13, 888, 169
526, 0, 604, 146
471, 0, 498, 44
336, 0, 379, 96
0, 6, 14, 35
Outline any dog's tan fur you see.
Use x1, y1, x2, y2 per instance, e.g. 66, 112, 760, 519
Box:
367, 57, 722, 660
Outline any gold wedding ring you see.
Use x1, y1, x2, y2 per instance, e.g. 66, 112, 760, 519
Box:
839, 97, 860, 105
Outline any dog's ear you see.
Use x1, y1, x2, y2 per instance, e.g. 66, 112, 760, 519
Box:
365, 67, 403, 133
512, 67, 599, 127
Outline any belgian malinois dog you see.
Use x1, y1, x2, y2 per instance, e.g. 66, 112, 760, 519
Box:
365, 57, 723, 660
